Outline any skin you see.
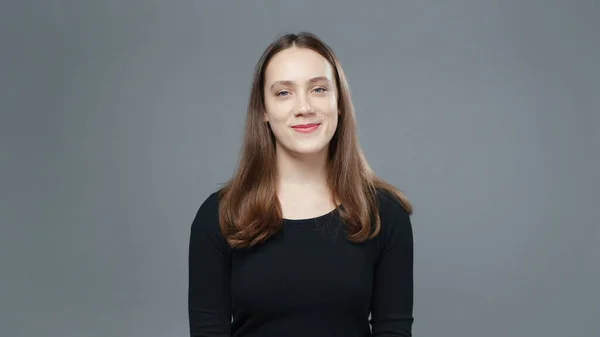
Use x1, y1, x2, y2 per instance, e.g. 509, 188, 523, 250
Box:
262, 47, 340, 219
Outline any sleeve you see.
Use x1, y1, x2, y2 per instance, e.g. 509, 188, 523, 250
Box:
188, 193, 232, 337
370, 196, 414, 337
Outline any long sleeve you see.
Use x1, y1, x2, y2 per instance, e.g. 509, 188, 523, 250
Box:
188, 192, 232, 337
370, 195, 415, 337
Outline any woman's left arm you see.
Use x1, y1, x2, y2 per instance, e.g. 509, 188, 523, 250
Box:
370, 201, 414, 337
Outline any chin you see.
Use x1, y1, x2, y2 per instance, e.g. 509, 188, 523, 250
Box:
293, 148, 327, 156
288, 141, 331, 156
274, 130, 335, 157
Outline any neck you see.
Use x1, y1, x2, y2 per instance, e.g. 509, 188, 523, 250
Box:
275, 146, 329, 193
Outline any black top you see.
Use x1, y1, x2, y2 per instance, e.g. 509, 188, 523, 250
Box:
188, 189, 414, 337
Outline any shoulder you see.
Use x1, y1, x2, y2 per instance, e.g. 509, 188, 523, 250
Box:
189, 189, 228, 248
193, 190, 221, 224
375, 187, 413, 242
376, 188, 411, 221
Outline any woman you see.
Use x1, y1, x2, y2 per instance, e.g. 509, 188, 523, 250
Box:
188, 32, 414, 337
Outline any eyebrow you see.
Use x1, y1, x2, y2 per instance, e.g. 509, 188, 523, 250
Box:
269, 76, 331, 90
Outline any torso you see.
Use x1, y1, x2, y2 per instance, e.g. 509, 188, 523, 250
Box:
230, 208, 377, 337
188, 189, 414, 337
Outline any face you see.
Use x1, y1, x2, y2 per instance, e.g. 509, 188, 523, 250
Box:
263, 47, 339, 157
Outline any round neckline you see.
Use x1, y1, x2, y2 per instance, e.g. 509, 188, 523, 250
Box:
282, 205, 342, 223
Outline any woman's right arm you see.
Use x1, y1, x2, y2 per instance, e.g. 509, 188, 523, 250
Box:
188, 192, 231, 337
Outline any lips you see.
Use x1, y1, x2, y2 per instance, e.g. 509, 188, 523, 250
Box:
291, 123, 321, 129
291, 123, 321, 134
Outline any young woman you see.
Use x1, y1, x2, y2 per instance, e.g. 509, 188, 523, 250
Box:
188, 32, 414, 337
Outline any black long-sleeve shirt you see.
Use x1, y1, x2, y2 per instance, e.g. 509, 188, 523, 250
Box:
188, 189, 414, 337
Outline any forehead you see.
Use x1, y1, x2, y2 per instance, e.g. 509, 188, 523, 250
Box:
264, 47, 335, 84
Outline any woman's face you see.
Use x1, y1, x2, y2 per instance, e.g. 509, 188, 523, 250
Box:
263, 47, 339, 157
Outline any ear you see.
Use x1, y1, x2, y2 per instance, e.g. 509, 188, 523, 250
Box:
263, 111, 269, 122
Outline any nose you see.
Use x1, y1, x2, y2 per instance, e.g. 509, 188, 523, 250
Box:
294, 95, 312, 115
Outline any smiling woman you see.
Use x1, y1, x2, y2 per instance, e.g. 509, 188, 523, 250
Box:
263, 47, 339, 157
259, 46, 346, 222
188, 32, 415, 337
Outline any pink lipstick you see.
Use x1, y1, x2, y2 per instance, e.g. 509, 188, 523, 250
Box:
291, 123, 321, 134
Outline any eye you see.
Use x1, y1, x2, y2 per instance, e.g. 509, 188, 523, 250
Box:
313, 87, 327, 94
276, 90, 290, 97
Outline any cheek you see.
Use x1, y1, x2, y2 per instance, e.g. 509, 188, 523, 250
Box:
264, 108, 290, 136
265, 111, 289, 127
267, 120, 291, 144
322, 102, 339, 120
264, 100, 291, 122
316, 96, 338, 115
329, 114, 339, 131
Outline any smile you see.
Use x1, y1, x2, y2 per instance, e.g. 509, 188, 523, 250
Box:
291, 123, 321, 134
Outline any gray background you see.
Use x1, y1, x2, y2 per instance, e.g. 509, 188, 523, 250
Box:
1, 1, 598, 336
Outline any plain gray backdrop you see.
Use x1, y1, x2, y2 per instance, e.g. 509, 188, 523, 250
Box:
1, 1, 598, 336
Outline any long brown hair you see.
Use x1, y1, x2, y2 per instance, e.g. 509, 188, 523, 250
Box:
218, 32, 412, 249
